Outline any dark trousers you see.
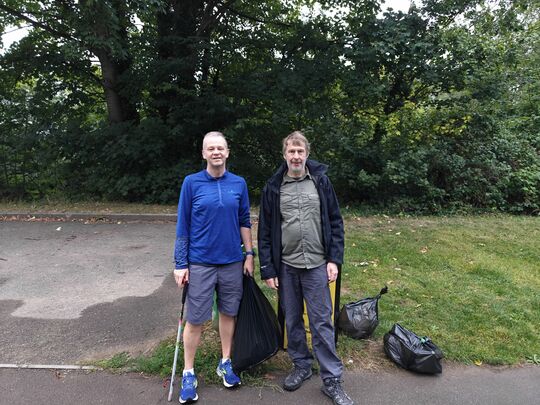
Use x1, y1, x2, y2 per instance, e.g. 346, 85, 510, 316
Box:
279, 262, 343, 380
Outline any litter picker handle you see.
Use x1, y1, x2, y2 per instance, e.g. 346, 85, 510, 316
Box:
181, 283, 188, 305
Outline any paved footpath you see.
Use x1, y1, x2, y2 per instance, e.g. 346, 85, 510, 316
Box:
1, 213, 538, 405
1, 365, 538, 405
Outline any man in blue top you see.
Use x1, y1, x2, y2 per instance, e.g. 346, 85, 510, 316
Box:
173, 131, 254, 403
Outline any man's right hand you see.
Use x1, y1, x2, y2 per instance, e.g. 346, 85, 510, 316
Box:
173, 268, 189, 286
264, 277, 279, 290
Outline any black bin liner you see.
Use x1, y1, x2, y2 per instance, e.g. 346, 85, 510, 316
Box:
383, 323, 443, 374
232, 275, 281, 374
338, 286, 388, 339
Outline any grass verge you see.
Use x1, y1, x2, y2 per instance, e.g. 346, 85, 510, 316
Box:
341, 214, 540, 365
0, 200, 177, 214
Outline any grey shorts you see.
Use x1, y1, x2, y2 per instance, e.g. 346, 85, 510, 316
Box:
185, 261, 243, 325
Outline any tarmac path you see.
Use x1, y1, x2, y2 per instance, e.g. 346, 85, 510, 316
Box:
1, 364, 538, 405
0, 220, 182, 364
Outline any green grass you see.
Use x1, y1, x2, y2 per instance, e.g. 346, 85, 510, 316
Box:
90, 323, 291, 388
341, 214, 540, 365
0, 199, 177, 214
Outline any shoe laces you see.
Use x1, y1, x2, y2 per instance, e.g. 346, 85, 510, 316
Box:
220, 359, 234, 375
291, 366, 309, 378
182, 373, 196, 387
325, 378, 345, 393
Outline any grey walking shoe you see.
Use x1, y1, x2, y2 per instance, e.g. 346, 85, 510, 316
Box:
321, 378, 354, 405
283, 366, 313, 391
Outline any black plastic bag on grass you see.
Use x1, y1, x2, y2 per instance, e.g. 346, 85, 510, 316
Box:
383, 323, 443, 374
232, 275, 281, 374
338, 286, 388, 339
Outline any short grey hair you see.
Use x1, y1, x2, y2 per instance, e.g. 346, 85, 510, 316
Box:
282, 131, 310, 155
202, 131, 228, 149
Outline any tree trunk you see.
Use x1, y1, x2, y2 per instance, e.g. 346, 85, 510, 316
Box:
81, 0, 139, 124
95, 50, 138, 123
153, 0, 221, 122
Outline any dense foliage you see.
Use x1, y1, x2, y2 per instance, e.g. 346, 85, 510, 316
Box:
0, 0, 538, 213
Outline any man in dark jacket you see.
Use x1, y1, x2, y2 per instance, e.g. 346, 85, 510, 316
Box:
258, 131, 354, 405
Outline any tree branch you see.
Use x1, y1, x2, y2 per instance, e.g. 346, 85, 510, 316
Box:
223, 4, 292, 28
0, 3, 75, 41
196, 0, 223, 37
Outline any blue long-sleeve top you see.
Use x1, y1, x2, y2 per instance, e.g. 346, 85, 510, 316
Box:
174, 170, 251, 269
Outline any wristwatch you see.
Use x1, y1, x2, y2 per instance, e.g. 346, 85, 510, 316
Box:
245, 250, 256, 257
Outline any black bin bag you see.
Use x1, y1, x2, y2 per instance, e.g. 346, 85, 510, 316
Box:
232, 275, 281, 374
383, 323, 443, 374
338, 286, 388, 339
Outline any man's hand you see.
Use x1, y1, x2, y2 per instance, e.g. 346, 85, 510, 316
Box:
264, 277, 279, 290
173, 268, 189, 286
243, 255, 254, 276
327, 262, 338, 283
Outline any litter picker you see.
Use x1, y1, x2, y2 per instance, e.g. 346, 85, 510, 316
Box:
167, 283, 189, 402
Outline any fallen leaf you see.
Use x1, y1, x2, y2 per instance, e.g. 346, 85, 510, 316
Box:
474, 360, 483, 366
420, 246, 428, 253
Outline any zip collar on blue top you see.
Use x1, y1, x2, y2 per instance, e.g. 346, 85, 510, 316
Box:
266, 159, 328, 193
203, 169, 229, 180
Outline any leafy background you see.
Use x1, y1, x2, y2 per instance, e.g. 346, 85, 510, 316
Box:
0, 0, 538, 213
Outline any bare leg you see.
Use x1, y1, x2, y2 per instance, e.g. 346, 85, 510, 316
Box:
183, 322, 203, 369
218, 313, 236, 358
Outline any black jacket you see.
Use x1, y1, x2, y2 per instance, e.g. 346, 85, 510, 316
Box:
257, 159, 344, 280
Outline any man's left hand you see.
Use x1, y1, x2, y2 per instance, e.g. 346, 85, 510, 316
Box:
243, 255, 254, 276
327, 262, 338, 283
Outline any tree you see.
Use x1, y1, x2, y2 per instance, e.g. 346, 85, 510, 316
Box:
0, 0, 138, 123
0, 0, 538, 211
